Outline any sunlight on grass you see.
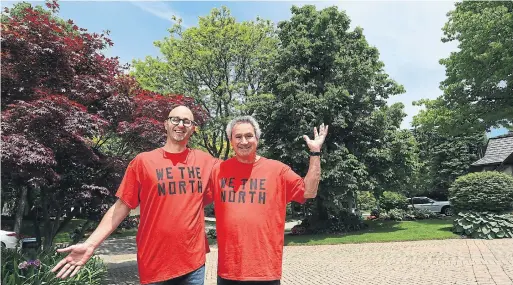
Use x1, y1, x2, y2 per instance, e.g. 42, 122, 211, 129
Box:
285, 219, 458, 246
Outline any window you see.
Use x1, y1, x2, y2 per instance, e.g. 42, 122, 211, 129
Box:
413, 197, 431, 204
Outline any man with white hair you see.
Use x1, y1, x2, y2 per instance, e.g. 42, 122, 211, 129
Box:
205, 115, 328, 284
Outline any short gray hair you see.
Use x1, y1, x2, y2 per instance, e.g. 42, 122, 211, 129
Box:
226, 116, 262, 140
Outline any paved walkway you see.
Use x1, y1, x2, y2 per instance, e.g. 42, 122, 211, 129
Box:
102, 238, 513, 285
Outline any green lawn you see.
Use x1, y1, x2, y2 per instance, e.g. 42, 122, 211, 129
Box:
285, 219, 458, 246
18, 218, 456, 246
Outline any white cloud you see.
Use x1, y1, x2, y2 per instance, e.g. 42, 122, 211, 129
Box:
129, 1, 186, 27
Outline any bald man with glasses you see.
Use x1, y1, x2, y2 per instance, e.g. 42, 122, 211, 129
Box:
52, 106, 219, 285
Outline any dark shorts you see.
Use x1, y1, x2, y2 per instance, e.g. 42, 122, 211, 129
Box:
217, 276, 280, 285
148, 265, 205, 285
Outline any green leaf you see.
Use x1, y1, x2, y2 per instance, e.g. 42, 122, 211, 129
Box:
436, 1, 513, 133
459, 219, 471, 227
453, 225, 464, 233
463, 224, 474, 230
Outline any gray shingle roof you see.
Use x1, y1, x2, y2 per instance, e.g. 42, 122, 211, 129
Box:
472, 133, 513, 166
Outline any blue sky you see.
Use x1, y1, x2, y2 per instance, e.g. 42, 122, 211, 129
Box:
3, 0, 508, 137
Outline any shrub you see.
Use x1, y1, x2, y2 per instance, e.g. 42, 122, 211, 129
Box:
377, 208, 441, 221
290, 225, 307, 235
376, 212, 389, 221
1, 247, 107, 285
298, 210, 367, 234
449, 171, 513, 213
357, 191, 376, 211
453, 211, 513, 239
411, 208, 436, 220
379, 191, 409, 212
206, 229, 217, 239
332, 210, 367, 232
119, 215, 140, 230
370, 209, 380, 218
204, 204, 215, 217
388, 209, 407, 221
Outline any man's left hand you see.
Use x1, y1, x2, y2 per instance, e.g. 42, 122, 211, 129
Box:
303, 123, 329, 152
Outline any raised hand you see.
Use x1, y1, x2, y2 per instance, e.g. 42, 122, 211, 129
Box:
51, 242, 95, 279
303, 123, 329, 152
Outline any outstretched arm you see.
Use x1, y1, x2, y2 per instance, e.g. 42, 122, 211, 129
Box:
302, 123, 328, 199
51, 199, 131, 279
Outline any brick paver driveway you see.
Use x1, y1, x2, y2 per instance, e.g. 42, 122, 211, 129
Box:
105, 238, 513, 285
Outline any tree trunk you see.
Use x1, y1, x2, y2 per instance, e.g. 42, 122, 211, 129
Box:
42, 207, 77, 249
13, 186, 28, 234
43, 212, 59, 250
373, 190, 381, 211
347, 191, 355, 213
223, 134, 231, 160
40, 191, 63, 250
72, 220, 91, 244
375, 196, 381, 211
41, 192, 52, 250
27, 190, 42, 248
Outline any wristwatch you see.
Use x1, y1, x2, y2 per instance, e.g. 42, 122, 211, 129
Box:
309, 151, 321, 156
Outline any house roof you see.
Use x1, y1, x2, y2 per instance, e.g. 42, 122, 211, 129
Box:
472, 132, 513, 166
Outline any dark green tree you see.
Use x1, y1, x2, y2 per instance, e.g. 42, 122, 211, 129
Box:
411, 129, 486, 200
255, 5, 412, 220
412, 98, 487, 200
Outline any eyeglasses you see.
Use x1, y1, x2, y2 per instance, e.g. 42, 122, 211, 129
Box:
168, 117, 195, 127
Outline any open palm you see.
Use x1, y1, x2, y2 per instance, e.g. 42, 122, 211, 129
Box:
51, 242, 95, 279
303, 123, 329, 151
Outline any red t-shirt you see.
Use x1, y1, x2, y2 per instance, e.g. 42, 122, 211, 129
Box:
116, 148, 217, 284
205, 157, 306, 281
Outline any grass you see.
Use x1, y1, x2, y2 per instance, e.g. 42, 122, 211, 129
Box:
284, 219, 458, 246
17, 218, 456, 246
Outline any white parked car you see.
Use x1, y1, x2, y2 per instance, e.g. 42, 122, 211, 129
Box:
1, 230, 20, 249
408, 197, 453, 216
0, 230, 39, 250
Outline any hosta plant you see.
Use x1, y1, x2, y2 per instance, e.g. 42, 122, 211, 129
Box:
453, 211, 513, 239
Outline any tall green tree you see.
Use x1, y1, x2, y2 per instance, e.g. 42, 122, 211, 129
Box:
412, 102, 487, 200
430, 1, 513, 133
255, 5, 410, 220
132, 7, 278, 159
363, 104, 420, 207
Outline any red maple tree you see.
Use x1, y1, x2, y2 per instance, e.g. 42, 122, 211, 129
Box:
1, 1, 207, 248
